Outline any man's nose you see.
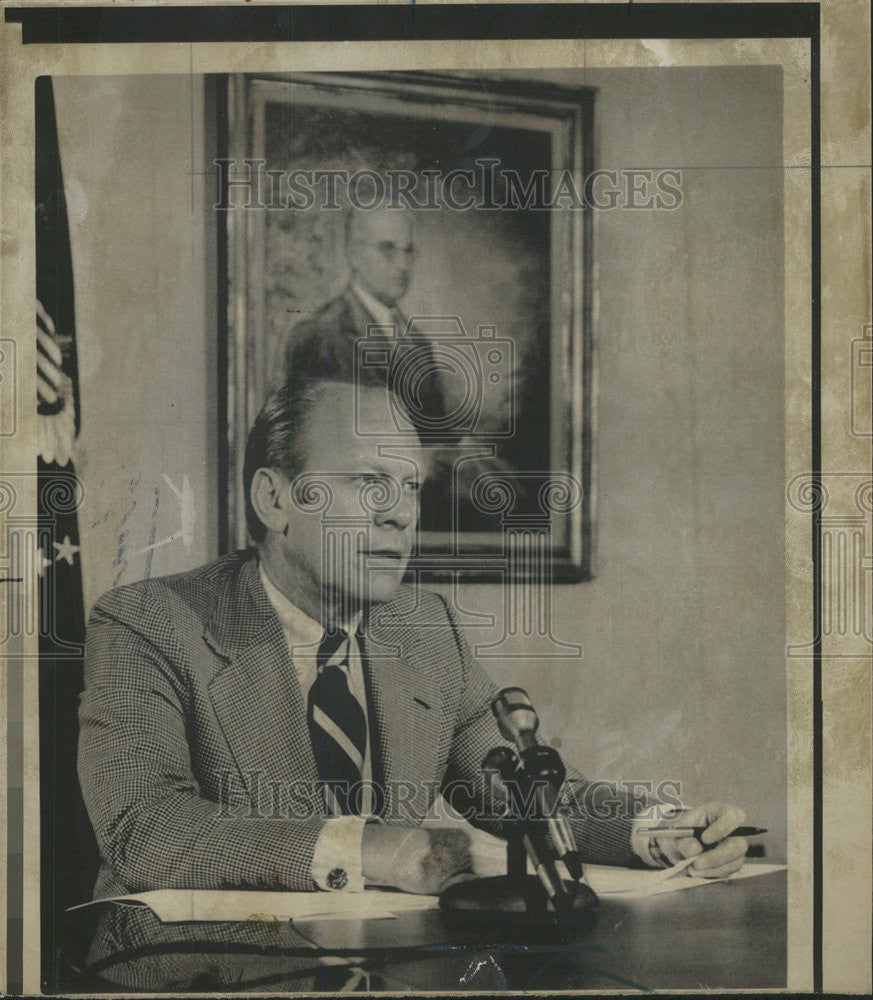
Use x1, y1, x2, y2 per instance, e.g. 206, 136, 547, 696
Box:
372, 490, 416, 529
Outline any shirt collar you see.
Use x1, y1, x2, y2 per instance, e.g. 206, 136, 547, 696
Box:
258, 561, 362, 643
351, 281, 398, 330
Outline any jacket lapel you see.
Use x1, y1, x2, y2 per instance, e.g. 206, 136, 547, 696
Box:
203, 559, 443, 811
362, 609, 443, 810
344, 285, 382, 335
204, 557, 316, 796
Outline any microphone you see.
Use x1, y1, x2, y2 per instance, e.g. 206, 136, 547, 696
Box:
492, 687, 539, 751
482, 746, 572, 911
438, 695, 599, 932
491, 688, 584, 881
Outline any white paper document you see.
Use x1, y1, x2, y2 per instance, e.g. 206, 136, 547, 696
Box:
69, 860, 785, 924
585, 859, 786, 897
466, 825, 785, 898
69, 886, 441, 924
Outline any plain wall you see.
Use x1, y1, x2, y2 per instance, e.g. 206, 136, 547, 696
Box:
56, 66, 786, 862
54, 75, 219, 613
446, 66, 786, 861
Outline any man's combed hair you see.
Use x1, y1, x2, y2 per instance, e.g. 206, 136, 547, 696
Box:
244, 373, 413, 543
243, 377, 327, 543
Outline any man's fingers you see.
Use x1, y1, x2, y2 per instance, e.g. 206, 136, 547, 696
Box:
440, 871, 479, 892
673, 835, 703, 860
422, 828, 473, 878
689, 836, 748, 876
699, 803, 745, 845
364, 825, 474, 895
421, 828, 473, 894
689, 854, 746, 879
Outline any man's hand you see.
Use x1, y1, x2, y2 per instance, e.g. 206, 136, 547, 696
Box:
362, 825, 474, 895
656, 801, 748, 877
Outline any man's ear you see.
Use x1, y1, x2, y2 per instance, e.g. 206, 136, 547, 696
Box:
250, 467, 291, 537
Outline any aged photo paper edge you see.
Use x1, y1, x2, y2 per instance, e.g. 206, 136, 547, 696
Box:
0, 1, 869, 994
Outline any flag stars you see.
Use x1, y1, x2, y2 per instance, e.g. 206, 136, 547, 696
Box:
35, 546, 52, 577
53, 535, 80, 566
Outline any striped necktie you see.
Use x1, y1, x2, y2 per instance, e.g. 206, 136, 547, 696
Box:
307, 629, 367, 815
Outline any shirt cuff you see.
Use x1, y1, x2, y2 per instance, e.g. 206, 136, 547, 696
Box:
630, 804, 683, 868
631, 817, 666, 868
311, 816, 367, 891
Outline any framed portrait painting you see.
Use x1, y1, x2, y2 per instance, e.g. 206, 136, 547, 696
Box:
222, 71, 596, 582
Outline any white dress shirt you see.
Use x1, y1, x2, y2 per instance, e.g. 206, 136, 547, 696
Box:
259, 563, 371, 891
352, 281, 402, 332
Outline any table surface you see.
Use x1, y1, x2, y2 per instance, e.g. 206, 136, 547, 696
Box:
80, 869, 787, 993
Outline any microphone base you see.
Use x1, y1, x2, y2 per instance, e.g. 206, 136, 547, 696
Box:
439, 875, 598, 937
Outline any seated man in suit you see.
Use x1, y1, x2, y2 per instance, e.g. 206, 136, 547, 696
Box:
79, 377, 748, 910
286, 205, 446, 439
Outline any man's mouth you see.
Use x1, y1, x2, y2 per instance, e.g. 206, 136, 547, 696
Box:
364, 549, 407, 562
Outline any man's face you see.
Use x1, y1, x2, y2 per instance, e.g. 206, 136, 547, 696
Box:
281, 386, 426, 618
346, 208, 415, 307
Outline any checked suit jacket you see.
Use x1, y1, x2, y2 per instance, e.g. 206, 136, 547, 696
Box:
78, 550, 639, 904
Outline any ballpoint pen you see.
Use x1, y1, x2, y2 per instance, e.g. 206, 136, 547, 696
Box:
639, 825, 767, 839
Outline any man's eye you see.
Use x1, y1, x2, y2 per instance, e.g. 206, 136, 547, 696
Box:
405, 481, 421, 494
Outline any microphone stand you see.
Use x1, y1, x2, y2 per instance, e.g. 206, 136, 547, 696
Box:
440, 695, 599, 936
